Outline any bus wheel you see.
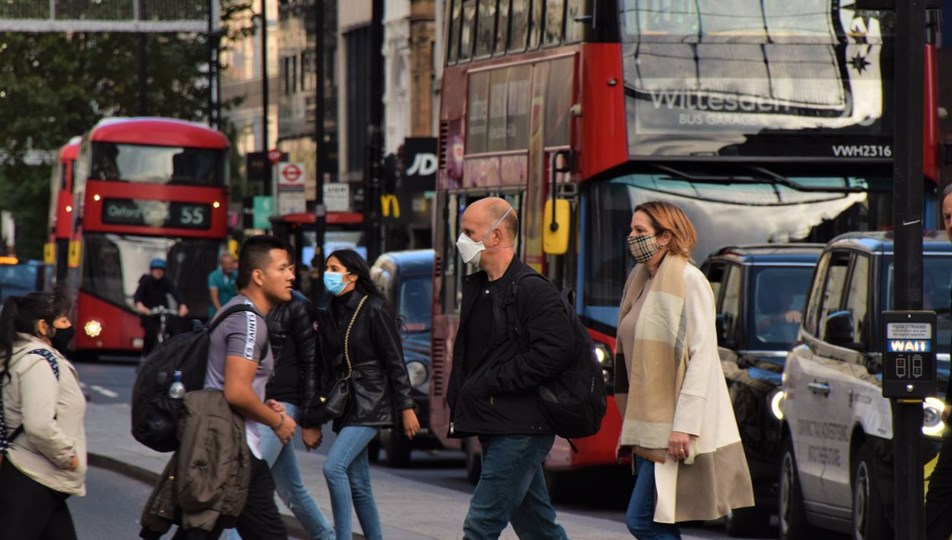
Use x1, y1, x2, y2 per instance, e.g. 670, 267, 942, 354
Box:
464, 437, 481, 484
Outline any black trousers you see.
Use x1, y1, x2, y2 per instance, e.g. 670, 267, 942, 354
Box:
927, 432, 952, 540
172, 456, 287, 540
0, 457, 77, 540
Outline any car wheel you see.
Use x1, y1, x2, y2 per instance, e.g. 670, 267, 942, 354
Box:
464, 437, 481, 485
384, 426, 412, 468
724, 506, 771, 538
779, 438, 814, 540
852, 442, 892, 540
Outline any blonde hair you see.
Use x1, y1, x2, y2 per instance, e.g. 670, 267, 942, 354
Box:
634, 200, 697, 258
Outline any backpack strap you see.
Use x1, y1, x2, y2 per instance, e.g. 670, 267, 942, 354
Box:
0, 349, 61, 454
208, 303, 271, 359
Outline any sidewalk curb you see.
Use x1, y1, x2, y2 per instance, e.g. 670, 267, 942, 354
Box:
88, 452, 329, 540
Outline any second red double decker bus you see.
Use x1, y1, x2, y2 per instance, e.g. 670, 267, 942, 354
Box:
67, 117, 230, 359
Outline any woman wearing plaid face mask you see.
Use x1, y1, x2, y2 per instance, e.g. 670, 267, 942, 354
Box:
614, 200, 753, 539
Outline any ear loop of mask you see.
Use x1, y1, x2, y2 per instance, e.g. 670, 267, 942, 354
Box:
482, 206, 513, 247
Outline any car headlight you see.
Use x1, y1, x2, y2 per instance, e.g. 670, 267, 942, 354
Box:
406, 360, 428, 388
768, 389, 785, 421
593, 342, 613, 387
84, 319, 102, 338
923, 397, 946, 438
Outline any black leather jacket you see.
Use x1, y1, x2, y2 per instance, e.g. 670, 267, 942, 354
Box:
446, 258, 574, 437
265, 291, 319, 427
315, 290, 414, 430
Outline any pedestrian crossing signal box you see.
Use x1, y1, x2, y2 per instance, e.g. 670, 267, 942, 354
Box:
882, 311, 937, 399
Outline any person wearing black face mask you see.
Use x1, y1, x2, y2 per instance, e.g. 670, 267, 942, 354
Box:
0, 290, 86, 540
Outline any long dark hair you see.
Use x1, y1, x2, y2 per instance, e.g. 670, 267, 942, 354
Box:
0, 290, 71, 379
326, 249, 386, 304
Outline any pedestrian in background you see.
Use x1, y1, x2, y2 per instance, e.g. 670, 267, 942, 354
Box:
317, 249, 419, 540
614, 200, 753, 539
0, 290, 86, 540
134, 257, 189, 355
447, 197, 572, 540
926, 183, 952, 540
209, 252, 239, 317
228, 289, 334, 540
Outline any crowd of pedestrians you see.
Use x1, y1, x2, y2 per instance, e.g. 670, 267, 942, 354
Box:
0, 198, 766, 540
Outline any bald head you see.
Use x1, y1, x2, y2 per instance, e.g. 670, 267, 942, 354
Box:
465, 197, 518, 241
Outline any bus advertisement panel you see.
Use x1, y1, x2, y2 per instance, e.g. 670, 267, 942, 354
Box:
433, 0, 940, 490
68, 117, 230, 358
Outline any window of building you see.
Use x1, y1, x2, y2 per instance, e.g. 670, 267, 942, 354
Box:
345, 26, 371, 174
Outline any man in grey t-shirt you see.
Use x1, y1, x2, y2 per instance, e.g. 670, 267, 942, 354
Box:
205, 295, 275, 459
186, 235, 297, 540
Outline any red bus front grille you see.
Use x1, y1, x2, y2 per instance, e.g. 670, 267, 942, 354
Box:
431, 337, 446, 397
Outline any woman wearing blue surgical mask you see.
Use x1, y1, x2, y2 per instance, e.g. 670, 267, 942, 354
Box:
314, 249, 419, 540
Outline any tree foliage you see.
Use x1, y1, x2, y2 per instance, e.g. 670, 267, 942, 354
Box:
0, 0, 254, 259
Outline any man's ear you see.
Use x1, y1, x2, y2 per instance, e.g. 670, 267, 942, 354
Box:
251, 268, 265, 287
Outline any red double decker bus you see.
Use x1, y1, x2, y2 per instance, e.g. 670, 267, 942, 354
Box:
431, 0, 940, 490
46, 136, 81, 285
67, 117, 230, 358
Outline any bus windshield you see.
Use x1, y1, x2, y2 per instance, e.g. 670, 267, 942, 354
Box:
90, 142, 226, 186
579, 170, 884, 330
80, 233, 220, 315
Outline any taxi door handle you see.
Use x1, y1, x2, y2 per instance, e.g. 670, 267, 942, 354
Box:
808, 381, 831, 396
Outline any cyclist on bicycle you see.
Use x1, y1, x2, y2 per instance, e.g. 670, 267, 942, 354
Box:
134, 258, 189, 355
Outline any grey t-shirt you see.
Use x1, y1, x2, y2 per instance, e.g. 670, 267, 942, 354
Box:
204, 294, 274, 458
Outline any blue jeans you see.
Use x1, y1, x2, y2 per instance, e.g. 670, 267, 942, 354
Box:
463, 435, 567, 540
626, 456, 681, 539
323, 426, 381, 540
228, 402, 334, 540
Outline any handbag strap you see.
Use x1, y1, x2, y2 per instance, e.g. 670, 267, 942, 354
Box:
342, 295, 368, 380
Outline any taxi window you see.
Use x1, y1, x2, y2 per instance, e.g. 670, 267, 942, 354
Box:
817, 252, 850, 342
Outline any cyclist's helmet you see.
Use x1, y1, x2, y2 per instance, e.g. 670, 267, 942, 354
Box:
150, 258, 167, 270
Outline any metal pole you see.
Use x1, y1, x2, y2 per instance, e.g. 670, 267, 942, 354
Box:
137, 32, 147, 116
315, 0, 326, 254
365, 0, 384, 262
893, 0, 926, 538
261, 0, 269, 152
207, 0, 215, 127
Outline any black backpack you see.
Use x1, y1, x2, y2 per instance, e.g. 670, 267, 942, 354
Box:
131, 304, 260, 452
507, 274, 607, 442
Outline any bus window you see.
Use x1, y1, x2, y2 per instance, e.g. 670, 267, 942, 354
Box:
545, 57, 574, 147
509, 0, 529, 52
507, 65, 531, 150
544, 0, 565, 46
529, 0, 543, 49
487, 69, 510, 152
467, 71, 491, 154
475, 0, 497, 58
564, 0, 585, 43
447, 0, 461, 64
460, 0, 476, 62
495, 0, 511, 55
